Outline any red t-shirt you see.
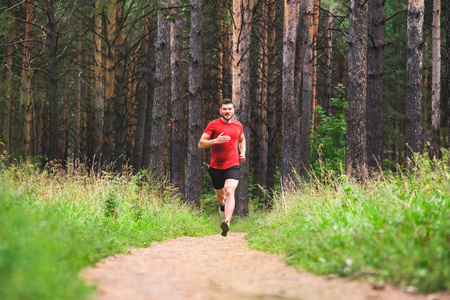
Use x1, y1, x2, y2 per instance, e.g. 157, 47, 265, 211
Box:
204, 118, 243, 169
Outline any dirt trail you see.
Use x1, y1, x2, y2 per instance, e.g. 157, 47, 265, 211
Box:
83, 232, 448, 300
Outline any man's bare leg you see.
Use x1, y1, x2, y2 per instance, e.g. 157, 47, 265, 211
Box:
214, 188, 225, 206
223, 179, 238, 224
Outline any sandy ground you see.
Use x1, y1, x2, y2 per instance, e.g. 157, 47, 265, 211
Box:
82, 232, 449, 300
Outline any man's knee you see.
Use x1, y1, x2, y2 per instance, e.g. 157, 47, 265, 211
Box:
224, 186, 235, 197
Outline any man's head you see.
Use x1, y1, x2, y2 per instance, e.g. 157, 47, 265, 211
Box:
219, 98, 235, 122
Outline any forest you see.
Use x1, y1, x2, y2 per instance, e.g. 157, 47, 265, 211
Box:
0, 0, 449, 217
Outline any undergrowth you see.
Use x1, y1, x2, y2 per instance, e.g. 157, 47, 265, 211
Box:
246, 152, 450, 293
0, 162, 215, 300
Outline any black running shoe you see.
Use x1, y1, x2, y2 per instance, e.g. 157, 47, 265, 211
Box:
221, 220, 229, 237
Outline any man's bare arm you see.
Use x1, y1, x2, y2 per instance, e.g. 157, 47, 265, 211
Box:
198, 132, 231, 149
238, 133, 246, 162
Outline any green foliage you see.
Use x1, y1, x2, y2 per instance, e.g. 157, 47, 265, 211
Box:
0, 162, 215, 300
246, 153, 450, 293
309, 84, 346, 175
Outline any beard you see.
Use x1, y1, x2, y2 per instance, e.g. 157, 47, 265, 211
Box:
221, 112, 233, 121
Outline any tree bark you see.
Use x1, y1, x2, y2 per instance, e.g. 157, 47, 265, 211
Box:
311, 0, 319, 130
281, 0, 300, 185
186, 0, 203, 208
46, 0, 59, 162
266, 0, 277, 202
299, 0, 313, 178
431, 0, 441, 158
405, 0, 424, 162
324, 5, 333, 115
135, 22, 155, 171
102, 0, 117, 167
447, 0, 450, 141
3, 2, 14, 160
114, 0, 126, 171
346, 0, 369, 180
233, 0, 254, 218
170, 0, 186, 196
366, 0, 385, 173
19, 0, 34, 157
149, 0, 171, 179
74, 10, 82, 163
93, 10, 104, 166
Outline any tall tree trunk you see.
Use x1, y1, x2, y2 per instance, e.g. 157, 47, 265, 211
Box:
234, 0, 254, 218
126, 50, 137, 163
19, 0, 34, 157
93, 11, 104, 166
149, 0, 171, 179
405, 0, 424, 163
186, 0, 203, 208
447, 0, 450, 142
74, 10, 82, 163
3, 7, 14, 160
102, 0, 117, 167
431, 0, 441, 158
324, 5, 333, 115
366, 0, 385, 173
346, 0, 369, 180
252, 0, 269, 201
114, 0, 126, 171
134, 23, 155, 171
266, 0, 277, 202
299, 0, 313, 178
281, 0, 300, 185
46, 0, 59, 162
311, 0, 319, 130
170, 0, 186, 195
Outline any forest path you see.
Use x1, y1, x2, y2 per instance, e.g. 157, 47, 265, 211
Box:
83, 232, 447, 300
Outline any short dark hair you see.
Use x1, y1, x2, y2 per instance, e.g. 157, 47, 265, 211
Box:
221, 98, 233, 107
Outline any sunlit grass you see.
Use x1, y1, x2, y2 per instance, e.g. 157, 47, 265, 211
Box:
246, 151, 450, 293
0, 161, 215, 300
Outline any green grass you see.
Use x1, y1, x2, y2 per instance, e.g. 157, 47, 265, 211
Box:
246, 152, 450, 293
0, 163, 215, 300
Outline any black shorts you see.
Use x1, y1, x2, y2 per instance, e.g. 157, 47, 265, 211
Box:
208, 166, 240, 190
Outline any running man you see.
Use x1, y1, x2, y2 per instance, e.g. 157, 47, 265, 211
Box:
198, 98, 246, 237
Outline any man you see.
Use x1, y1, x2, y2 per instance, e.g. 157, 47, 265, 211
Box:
198, 98, 246, 237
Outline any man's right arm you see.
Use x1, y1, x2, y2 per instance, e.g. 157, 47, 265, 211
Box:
198, 132, 230, 149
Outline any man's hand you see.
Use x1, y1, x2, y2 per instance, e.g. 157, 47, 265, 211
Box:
239, 153, 246, 163
214, 132, 231, 144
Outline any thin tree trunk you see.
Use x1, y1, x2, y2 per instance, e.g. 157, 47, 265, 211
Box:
234, 0, 254, 218
102, 0, 117, 167
431, 0, 441, 158
74, 10, 82, 163
3, 9, 14, 160
93, 11, 104, 166
447, 0, 450, 142
126, 50, 137, 163
135, 23, 155, 171
149, 0, 171, 179
186, 0, 203, 208
299, 0, 313, 178
367, 0, 385, 173
266, 0, 277, 202
114, 0, 126, 171
346, 0, 369, 180
253, 0, 269, 201
405, 0, 424, 163
324, 4, 333, 115
46, 0, 59, 162
281, 0, 300, 185
19, 0, 34, 156
170, 0, 186, 195
311, 0, 319, 130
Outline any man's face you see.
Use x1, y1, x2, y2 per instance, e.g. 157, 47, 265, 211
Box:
220, 104, 234, 121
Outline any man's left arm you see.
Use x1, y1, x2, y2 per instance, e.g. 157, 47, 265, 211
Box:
238, 133, 246, 163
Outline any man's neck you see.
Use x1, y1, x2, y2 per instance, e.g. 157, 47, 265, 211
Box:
220, 117, 232, 124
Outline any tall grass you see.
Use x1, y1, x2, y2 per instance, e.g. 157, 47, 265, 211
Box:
0, 161, 215, 300
246, 152, 450, 293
